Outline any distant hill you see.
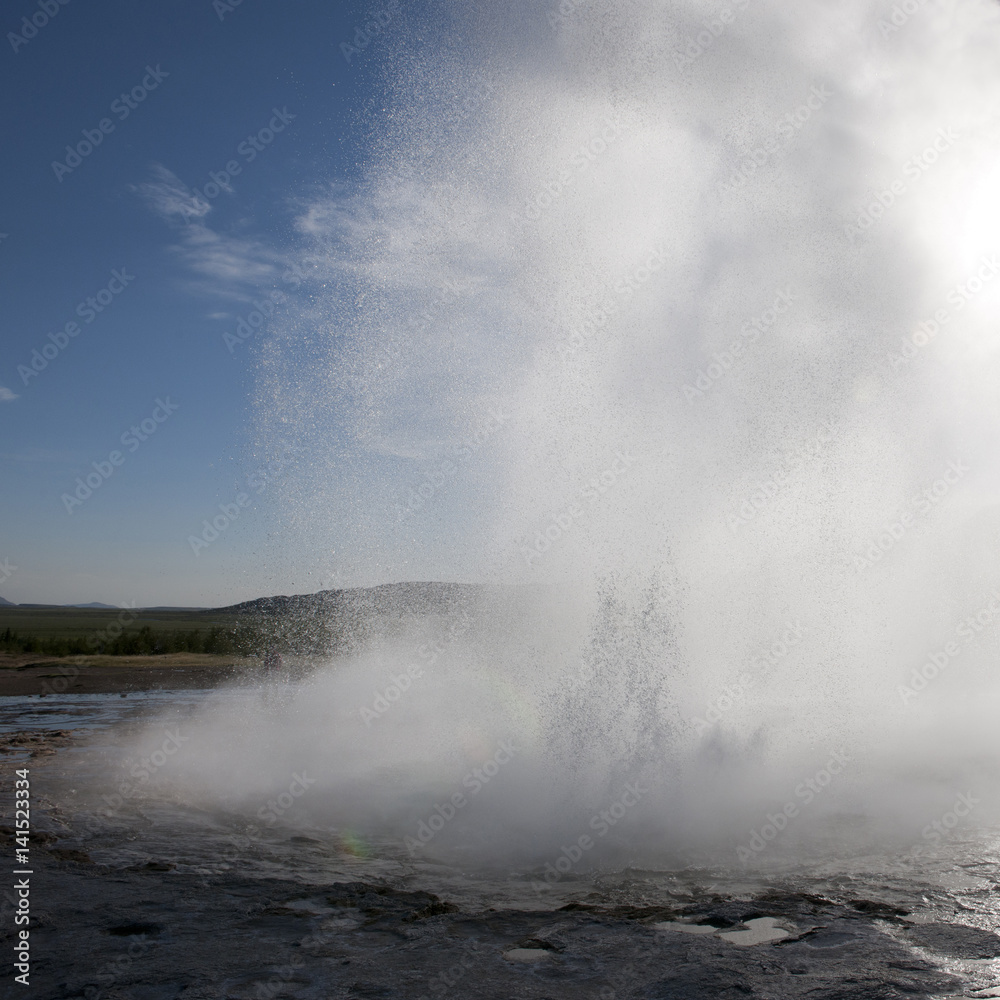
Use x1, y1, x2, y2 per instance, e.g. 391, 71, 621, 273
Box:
215, 581, 484, 617
2, 601, 207, 610
14, 602, 127, 609
212, 581, 501, 653
8, 585, 496, 620
0, 584, 532, 657
141, 606, 208, 612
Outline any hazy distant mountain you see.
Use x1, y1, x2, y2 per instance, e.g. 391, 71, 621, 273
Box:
1, 586, 496, 617
0, 600, 207, 610
9, 602, 123, 609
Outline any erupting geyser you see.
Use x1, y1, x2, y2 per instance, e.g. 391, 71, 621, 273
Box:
135, 0, 1000, 872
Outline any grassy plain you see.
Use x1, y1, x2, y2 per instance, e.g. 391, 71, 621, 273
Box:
0, 606, 239, 640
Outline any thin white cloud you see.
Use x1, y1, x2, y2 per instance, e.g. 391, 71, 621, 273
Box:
134, 164, 210, 223
170, 224, 278, 288
0, 386, 18, 402
136, 163, 287, 303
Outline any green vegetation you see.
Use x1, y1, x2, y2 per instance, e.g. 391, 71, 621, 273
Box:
0, 624, 260, 657
0, 606, 238, 640
0, 606, 353, 658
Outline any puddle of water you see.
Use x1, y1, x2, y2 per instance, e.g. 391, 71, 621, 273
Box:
718, 917, 792, 947
653, 921, 722, 935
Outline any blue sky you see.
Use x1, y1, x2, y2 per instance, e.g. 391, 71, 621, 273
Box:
0, 0, 425, 607
6, 0, 1000, 616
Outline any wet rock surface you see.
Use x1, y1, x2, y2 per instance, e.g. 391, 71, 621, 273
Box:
7, 856, 977, 999
0, 728, 75, 757
1, 717, 996, 1000
903, 921, 1000, 959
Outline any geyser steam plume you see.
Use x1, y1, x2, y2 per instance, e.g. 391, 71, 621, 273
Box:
144, 0, 1000, 867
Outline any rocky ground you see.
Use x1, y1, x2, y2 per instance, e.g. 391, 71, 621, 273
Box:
7, 851, 997, 999
1, 728, 998, 999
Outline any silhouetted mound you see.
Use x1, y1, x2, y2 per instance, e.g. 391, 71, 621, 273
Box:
213, 581, 529, 657
215, 581, 487, 618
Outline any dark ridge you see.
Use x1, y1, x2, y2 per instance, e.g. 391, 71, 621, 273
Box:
214, 581, 487, 616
